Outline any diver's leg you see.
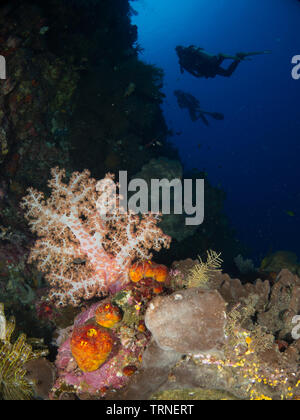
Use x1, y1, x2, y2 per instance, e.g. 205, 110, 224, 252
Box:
198, 113, 209, 126
216, 54, 226, 66
217, 60, 240, 77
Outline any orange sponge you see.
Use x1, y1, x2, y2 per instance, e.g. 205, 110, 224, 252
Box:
95, 302, 122, 328
71, 324, 113, 372
129, 261, 168, 283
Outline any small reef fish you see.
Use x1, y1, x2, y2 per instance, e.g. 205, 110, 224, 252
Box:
145, 137, 163, 148
286, 211, 295, 217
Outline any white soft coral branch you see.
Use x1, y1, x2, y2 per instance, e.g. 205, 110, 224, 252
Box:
21, 167, 171, 306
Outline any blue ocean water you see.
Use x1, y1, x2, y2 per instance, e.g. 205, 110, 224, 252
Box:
132, 0, 300, 261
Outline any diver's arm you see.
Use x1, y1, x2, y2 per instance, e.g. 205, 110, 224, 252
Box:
180, 64, 199, 77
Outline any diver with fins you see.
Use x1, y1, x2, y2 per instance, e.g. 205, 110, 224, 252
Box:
175, 45, 271, 78
174, 90, 224, 126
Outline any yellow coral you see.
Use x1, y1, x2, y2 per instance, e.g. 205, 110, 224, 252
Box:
0, 304, 47, 400
187, 250, 223, 288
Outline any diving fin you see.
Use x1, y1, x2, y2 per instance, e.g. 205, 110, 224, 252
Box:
236, 50, 272, 61
209, 112, 224, 121
198, 112, 209, 126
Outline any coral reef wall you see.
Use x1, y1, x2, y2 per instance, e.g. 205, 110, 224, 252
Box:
0, 0, 171, 337
0, 0, 242, 348
0, 0, 169, 192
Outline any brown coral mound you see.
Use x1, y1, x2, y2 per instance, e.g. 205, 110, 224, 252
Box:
145, 288, 226, 355
115, 266, 300, 400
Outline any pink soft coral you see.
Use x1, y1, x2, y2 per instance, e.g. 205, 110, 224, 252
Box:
21, 167, 171, 306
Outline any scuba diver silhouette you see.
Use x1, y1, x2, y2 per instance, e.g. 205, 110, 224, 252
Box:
175, 45, 271, 79
174, 90, 224, 126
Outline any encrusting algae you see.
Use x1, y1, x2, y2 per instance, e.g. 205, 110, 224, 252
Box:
0, 303, 48, 400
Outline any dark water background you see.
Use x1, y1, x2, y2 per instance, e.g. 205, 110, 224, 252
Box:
131, 0, 300, 262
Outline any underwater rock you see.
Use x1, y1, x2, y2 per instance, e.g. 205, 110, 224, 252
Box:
260, 251, 300, 276
168, 258, 198, 290
234, 254, 256, 275
145, 288, 226, 355
24, 358, 56, 400
257, 269, 300, 339
151, 387, 238, 400
105, 340, 182, 400
208, 269, 300, 341
133, 157, 198, 242
154, 359, 238, 399
210, 271, 271, 313
53, 269, 300, 400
